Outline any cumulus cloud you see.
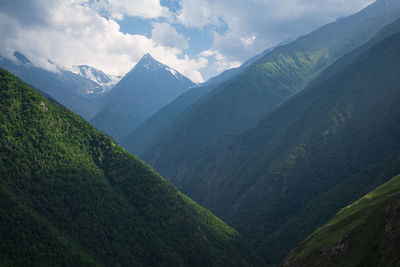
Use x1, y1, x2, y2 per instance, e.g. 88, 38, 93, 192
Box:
94, 0, 171, 20
181, 0, 375, 71
0, 0, 206, 82
177, 0, 218, 28
151, 22, 189, 49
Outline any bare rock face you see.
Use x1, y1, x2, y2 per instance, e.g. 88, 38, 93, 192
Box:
379, 199, 400, 266
330, 235, 350, 256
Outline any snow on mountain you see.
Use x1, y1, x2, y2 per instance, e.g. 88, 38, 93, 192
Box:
70, 65, 120, 93
133, 54, 195, 86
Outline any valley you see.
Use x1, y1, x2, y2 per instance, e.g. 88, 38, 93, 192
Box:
2, 0, 400, 266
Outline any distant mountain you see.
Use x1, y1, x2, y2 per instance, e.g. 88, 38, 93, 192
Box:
121, 42, 288, 157
13, 51, 32, 65
0, 51, 106, 120
201, 39, 292, 87
172, 20, 400, 265
70, 64, 120, 92
121, 82, 218, 157
142, 0, 400, 183
283, 173, 400, 266
0, 68, 262, 266
91, 54, 196, 142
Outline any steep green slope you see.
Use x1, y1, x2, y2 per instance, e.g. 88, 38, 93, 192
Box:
143, 0, 400, 181
282, 173, 400, 267
174, 23, 400, 264
0, 69, 261, 266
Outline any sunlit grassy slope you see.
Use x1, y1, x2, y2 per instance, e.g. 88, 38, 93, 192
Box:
283, 174, 400, 266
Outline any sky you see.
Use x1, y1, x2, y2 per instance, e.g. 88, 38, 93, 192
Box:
0, 0, 375, 83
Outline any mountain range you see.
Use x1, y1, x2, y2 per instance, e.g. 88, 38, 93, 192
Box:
121, 40, 291, 157
0, 51, 109, 120
164, 18, 400, 265
0, 51, 198, 145
2, 0, 400, 265
120, 0, 400, 264
132, 0, 400, 187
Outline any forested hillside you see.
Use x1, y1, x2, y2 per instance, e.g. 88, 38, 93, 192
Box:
0, 69, 261, 266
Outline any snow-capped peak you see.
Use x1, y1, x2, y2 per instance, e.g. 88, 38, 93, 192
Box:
70, 65, 120, 93
134, 53, 165, 71
134, 54, 186, 82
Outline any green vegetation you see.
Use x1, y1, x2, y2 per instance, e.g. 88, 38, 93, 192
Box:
283, 174, 400, 266
0, 69, 261, 266
168, 20, 400, 265
121, 82, 218, 157
141, 0, 400, 185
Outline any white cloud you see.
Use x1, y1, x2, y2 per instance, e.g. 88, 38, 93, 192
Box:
93, 0, 171, 20
0, 0, 206, 82
151, 22, 189, 50
177, 0, 218, 28
241, 34, 256, 48
179, 0, 375, 73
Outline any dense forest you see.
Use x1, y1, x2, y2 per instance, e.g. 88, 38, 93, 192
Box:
0, 69, 261, 266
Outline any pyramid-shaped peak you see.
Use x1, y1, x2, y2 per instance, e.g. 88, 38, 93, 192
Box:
138, 53, 159, 63
134, 53, 166, 71
142, 53, 153, 59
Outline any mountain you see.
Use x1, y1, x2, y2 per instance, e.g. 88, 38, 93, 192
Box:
201, 39, 292, 87
91, 54, 196, 142
70, 64, 120, 92
121, 82, 217, 157
0, 68, 262, 266
169, 20, 400, 265
282, 173, 400, 266
141, 0, 400, 181
120, 42, 288, 157
0, 51, 106, 120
